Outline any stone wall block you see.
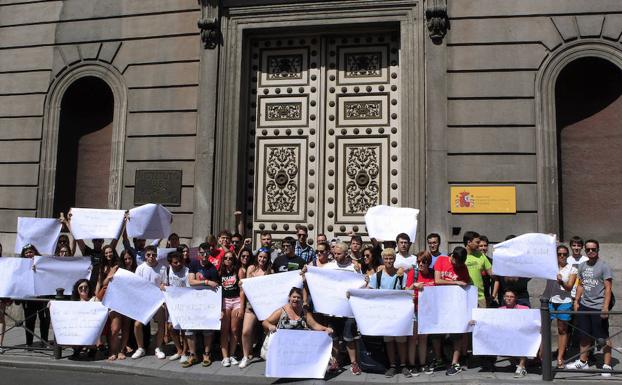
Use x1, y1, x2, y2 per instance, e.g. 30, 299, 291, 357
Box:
448, 154, 537, 183
551, 16, 579, 42
78, 43, 101, 60
576, 15, 605, 38
602, 14, 622, 41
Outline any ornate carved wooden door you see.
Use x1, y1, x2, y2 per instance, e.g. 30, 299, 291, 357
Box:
246, 32, 401, 244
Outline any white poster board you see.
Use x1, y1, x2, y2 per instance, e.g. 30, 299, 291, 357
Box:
418, 285, 478, 334
305, 266, 366, 318
266, 329, 333, 379
241, 271, 303, 320
33, 256, 91, 296
472, 308, 541, 357
164, 286, 221, 330
157, 248, 176, 265
102, 268, 164, 324
364, 205, 419, 242
50, 301, 109, 346
70, 208, 125, 240
0, 257, 35, 298
492, 233, 557, 280
126, 204, 172, 240
15, 217, 62, 256
348, 289, 414, 336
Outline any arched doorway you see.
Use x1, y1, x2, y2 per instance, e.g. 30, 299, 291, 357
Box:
555, 57, 622, 242
52, 76, 114, 217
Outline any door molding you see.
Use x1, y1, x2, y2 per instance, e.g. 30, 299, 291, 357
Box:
211, 0, 425, 236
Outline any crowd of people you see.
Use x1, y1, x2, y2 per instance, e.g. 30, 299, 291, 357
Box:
0, 216, 615, 378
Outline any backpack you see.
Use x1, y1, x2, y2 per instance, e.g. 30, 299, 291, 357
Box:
375, 270, 405, 290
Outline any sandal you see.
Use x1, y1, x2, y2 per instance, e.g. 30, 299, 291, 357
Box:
117, 352, 126, 360
182, 355, 199, 368
107, 355, 117, 361
202, 357, 212, 367
557, 360, 565, 369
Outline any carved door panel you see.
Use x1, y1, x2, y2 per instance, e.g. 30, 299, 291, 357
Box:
246, 32, 400, 243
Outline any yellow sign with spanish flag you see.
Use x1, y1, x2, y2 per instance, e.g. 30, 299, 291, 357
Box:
450, 186, 516, 214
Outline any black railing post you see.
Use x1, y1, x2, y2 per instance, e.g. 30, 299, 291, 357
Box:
540, 296, 553, 381
53, 288, 64, 359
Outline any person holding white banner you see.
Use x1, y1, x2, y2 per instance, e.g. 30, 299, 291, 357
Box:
131, 245, 167, 360
434, 246, 472, 376
19, 244, 51, 348
240, 248, 272, 369
164, 252, 190, 362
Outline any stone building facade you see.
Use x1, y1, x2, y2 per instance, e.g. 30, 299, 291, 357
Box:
0, 0, 621, 256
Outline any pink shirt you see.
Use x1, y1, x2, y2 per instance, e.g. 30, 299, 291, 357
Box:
499, 304, 529, 309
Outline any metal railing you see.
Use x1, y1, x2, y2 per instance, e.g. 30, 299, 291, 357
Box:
0, 289, 66, 359
540, 297, 622, 380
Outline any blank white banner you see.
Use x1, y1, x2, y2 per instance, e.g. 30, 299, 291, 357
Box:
164, 286, 221, 330
70, 208, 126, 240
126, 204, 172, 240
33, 256, 91, 296
0, 257, 35, 299
492, 233, 557, 280
349, 289, 414, 336
102, 268, 164, 324
241, 270, 303, 321
472, 308, 541, 357
15, 217, 62, 256
266, 329, 332, 379
364, 205, 419, 242
418, 285, 478, 334
305, 266, 366, 318
50, 301, 109, 346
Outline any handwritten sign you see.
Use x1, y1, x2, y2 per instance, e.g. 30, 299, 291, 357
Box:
33, 256, 91, 296
418, 285, 478, 334
364, 205, 419, 242
472, 308, 541, 356
305, 266, 366, 318
102, 268, 164, 324
241, 271, 303, 321
15, 217, 62, 256
70, 208, 125, 240
492, 233, 557, 280
164, 286, 221, 330
348, 289, 414, 336
50, 301, 109, 345
266, 329, 332, 379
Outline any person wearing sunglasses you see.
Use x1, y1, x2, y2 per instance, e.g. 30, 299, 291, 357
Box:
69, 279, 97, 359
272, 237, 306, 273
567, 239, 614, 376
219, 251, 244, 367
544, 245, 577, 368
311, 242, 331, 268
294, 225, 316, 264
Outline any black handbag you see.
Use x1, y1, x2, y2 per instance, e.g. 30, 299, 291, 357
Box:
356, 335, 388, 374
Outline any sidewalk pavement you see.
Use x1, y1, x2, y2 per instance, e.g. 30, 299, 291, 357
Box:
0, 326, 619, 384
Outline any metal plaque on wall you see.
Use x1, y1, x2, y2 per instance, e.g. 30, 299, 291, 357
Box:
134, 170, 182, 206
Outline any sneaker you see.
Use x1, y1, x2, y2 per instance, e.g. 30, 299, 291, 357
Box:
602, 364, 613, 377
230, 356, 239, 366
168, 353, 181, 361
222, 357, 231, 367
422, 365, 434, 374
401, 366, 412, 378
431, 357, 445, 368
182, 355, 199, 368
155, 348, 166, 359
513, 366, 527, 378
350, 362, 362, 375
446, 363, 462, 376
385, 366, 397, 378
239, 357, 250, 369
131, 348, 146, 359
0, 348, 6, 354
179, 354, 189, 364
566, 359, 588, 370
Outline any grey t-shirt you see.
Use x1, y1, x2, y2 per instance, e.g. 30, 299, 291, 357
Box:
577, 259, 613, 309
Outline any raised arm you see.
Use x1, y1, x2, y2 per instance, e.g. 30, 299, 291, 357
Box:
63, 211, 87, 255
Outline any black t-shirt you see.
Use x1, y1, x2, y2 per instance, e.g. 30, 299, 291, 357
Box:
189, 261, 220, 283
272, 254, 307, 273
220, 270, 240, 298
496, 276, 531, 303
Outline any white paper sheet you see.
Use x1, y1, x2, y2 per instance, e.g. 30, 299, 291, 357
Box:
364, 205, 419, 242
33, 256, 91, 296
492, 233, 557, 280
164, 286, 221, 330
418, 285, 478, 334
348, 289, 414, 336
14, 217, 62, 256
70, 208, 126, 240
305, 266, 366, 318
266, 329, 333, 379
126, 204, 172, 240
241, 270, 303, 321
472, 308, 541, 357
50, 301, 109, 346
102, 268, 164, 324
0, 257, 35, 298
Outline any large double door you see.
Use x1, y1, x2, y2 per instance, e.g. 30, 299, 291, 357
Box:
246, 31, 402, 243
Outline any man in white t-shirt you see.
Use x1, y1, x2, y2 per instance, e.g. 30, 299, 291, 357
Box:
568, 236, 588, 298
132, 245, 167, 360
394, 233, 417, 271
